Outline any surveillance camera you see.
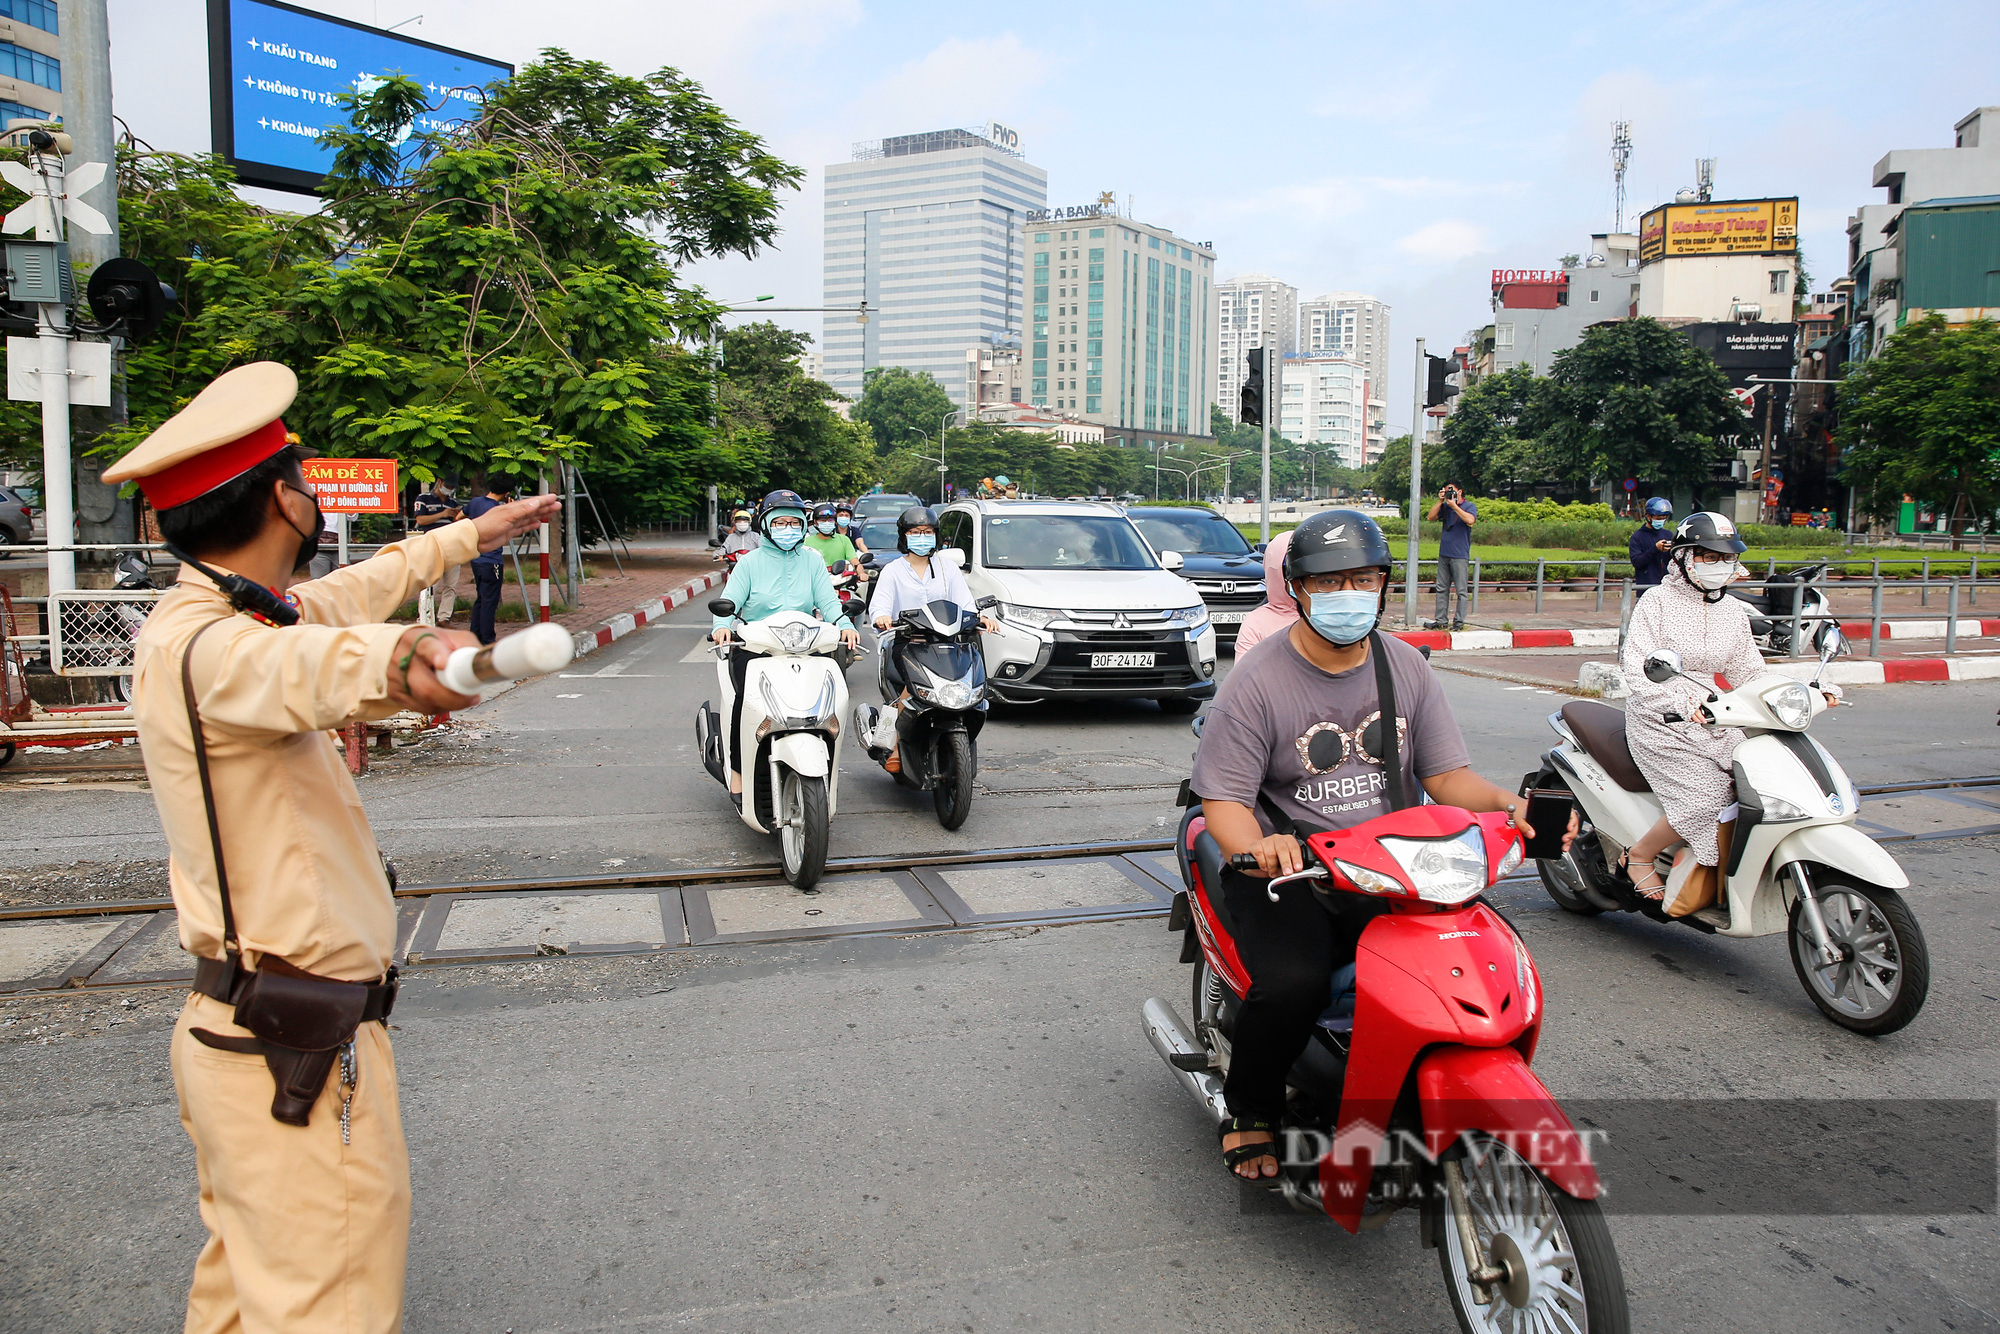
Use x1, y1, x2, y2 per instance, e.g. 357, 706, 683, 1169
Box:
27, 129, 54, 151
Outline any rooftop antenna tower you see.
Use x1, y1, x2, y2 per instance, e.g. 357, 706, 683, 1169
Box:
1695, 157, 1715, 202
1611, 121, 1633, 232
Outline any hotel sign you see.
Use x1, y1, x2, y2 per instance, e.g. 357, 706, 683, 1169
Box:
1639, 198, 1798, 263
1491, 269, 1569, 290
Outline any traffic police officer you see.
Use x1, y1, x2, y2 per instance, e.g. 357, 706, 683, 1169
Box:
105, 362, 558, 1332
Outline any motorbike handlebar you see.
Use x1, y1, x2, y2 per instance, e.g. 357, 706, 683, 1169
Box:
1228, 853, 1262, 870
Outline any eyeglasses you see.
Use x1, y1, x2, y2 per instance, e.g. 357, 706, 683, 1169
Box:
1298, 571, 1387, 594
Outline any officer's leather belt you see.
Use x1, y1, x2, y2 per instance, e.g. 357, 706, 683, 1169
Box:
189, 954, 398, 1127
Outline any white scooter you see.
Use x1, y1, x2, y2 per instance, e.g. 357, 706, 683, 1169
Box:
1526, 624, 1930, 1035
695, 600, 851, 889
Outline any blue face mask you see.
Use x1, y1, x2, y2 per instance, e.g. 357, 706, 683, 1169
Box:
1650, 518, 1667, 529
769, 523, 805, 551
816, 520, 836, 534
906, 533, 937, 557
1304, 589, 1380, 646
836, 516, 850, 529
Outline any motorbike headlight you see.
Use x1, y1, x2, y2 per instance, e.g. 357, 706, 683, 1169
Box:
1495, 837, 1525, 879
1378, 828, 1490, 904
1763, 680, 1813, 730
933, 680, 976, 710
998, 603, 1060, 630
772, 620, 819, 653
1761, 793, 1814, 822
1333, 858, 1407, 896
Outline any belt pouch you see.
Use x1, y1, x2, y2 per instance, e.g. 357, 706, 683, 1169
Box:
233, 957, 369, 1127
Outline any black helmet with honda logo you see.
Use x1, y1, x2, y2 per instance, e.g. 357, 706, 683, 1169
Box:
1283, 508, 1394, 580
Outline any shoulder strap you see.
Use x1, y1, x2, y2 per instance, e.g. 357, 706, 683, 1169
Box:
179, 619, 241, 964
1368, 630, 1408, 812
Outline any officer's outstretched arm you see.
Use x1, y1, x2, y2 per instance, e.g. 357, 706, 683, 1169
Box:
180, 618, 469, 738
291, 520, 483, 627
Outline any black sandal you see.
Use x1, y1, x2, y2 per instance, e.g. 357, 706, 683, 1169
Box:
1219, 1116, 1280, 1180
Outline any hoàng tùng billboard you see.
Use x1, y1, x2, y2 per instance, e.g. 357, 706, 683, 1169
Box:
1638, 198, 1798, 263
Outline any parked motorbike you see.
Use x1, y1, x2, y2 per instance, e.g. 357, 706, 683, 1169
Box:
853, 597, 993, 830
108, 551, 161, 704
1527, 623, 1929, 1034
695, 600, 854, 888
1146, 775, 1628, 1333
1727, 563, 1830, 657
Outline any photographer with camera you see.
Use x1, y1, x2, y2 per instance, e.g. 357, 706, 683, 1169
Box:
1423, 479, 1477, 631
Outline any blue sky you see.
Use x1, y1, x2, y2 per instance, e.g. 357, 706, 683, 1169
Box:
110, 0, 1998, 433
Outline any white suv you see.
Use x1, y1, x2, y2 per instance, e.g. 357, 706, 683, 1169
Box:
936, 500, 1216, 713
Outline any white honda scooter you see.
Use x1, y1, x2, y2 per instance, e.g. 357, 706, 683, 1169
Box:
1525, 624, 1930, 1035
695, 600, 851, 888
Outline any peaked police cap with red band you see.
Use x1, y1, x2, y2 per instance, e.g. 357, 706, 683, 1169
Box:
102, 362, 313, 510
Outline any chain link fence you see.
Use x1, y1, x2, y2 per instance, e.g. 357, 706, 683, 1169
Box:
48, 590, 163, 675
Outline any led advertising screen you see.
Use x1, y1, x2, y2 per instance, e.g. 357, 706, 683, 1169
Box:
206, 0, 512, 193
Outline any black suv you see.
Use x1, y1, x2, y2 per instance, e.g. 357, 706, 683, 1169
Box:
1124, 505, 1265, 646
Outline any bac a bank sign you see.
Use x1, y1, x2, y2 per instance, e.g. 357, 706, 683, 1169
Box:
207, 0, 512, 193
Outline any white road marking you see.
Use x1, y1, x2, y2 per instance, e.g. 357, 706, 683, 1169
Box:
556, 693, 582, 699
1504, 685, 1538, 691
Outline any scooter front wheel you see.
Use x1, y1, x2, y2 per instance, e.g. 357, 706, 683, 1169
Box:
1440, 1134, 1628, 1334
1788, 870, 1929, 1035
932, 730, 975, 831
778, 769, 829, 889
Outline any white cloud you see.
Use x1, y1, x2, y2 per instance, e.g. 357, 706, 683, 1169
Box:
840, 35, 1059, 140
1394, 220, 1492, 263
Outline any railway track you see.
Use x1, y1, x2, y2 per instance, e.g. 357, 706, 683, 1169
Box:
4, 777, 1997, 997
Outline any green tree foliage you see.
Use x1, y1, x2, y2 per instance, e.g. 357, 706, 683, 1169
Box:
852, 366, 955, 456
717, 322, 874, 499
55, 52, 804, 536
1437, 365, 1540, 495
1371, 435, 1439, 512
1529, 317, 1739, 495
1837, 314, 2000, 525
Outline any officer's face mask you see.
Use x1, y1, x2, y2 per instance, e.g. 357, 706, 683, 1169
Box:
906, 532, 937, 557
281, 483, 322, 575
817, 520, 837, 535
1689, 556, 1738, 590
768, 520, 805, 551
1303, 589, 1380, 646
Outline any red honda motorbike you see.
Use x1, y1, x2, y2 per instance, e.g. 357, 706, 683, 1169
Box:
1146, 793, 1629, 1333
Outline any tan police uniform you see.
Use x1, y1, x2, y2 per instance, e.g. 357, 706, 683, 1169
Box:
108, 363, 483, 1334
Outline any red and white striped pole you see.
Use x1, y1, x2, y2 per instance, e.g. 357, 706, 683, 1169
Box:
537, 470, 552, 623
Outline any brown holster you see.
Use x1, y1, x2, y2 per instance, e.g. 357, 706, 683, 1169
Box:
180, 620, 398, 1127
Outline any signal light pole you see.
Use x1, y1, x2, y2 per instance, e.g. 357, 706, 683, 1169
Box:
1405, 337, 1425, 625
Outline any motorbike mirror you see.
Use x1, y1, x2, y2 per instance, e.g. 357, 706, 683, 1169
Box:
1816, 622, 1845, 661
708, 598, 736, 618
859, 551, 877, 566
1643, 649, 1684, 683
707, 537, 721, 548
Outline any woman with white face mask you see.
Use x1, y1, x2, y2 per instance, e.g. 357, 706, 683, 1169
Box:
1617, 511, 1840, 914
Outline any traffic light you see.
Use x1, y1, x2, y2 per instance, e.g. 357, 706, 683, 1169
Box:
1240, 347, 1264, 425
84, 257, 175, 343
1425, 353, 1458, 409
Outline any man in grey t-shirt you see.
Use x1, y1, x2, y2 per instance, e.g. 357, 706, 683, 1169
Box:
1189, 509, 1572, 1186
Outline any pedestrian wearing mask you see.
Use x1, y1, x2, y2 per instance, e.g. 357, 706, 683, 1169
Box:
1618, 511, 1840, 915
1629, 496, 1673, 589
103, 362, 559, 1334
